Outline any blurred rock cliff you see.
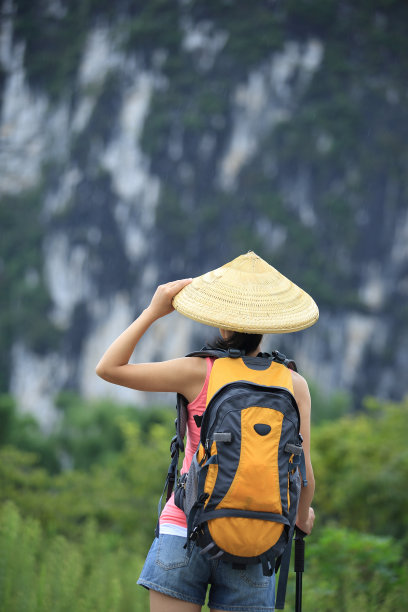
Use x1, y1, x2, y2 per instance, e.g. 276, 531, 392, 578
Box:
1, 0, 407, 424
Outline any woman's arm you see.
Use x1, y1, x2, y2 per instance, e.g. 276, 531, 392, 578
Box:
95, 279, 206, 401
292, 371, 315, 535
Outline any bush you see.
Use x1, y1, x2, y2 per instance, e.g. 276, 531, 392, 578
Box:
312, 397, 408, 540
0, 391, 174, 474
0, 410, 173, 547
309, 382, 350, 424
0, 501, 148, 612
300, 526, 408, 612
2, 394, 408, 610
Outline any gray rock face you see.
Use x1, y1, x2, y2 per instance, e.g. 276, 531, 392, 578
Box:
2, 2, 408, 424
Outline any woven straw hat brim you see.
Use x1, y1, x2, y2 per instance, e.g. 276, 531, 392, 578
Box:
172, 252, 319, 334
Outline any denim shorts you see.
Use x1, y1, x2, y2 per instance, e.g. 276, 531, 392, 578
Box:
137, 534, 275, 611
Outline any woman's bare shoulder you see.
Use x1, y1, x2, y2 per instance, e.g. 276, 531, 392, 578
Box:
290, 370, 311, 404
175, 356, 208, 402
177, 356, 208, 376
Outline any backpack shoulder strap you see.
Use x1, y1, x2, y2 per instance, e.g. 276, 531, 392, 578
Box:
157, 346, 242, 537
175, 393, 188, 451
176, 346, 239, 443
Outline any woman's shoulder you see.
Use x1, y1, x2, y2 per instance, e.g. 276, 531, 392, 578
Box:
176, 355, 209, 371
290, 369, 311, 404
175, 356, 210, 403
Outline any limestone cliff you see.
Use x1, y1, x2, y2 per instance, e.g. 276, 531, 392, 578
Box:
1, 0, 407, 423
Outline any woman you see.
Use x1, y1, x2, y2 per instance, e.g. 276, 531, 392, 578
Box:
96, 252, 317, 612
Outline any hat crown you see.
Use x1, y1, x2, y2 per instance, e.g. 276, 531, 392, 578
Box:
173, 251, 319, 334
196, 251, 291, 294
230, 251, 266, 271
227, 251, 278, 276
199, 252, 282, 289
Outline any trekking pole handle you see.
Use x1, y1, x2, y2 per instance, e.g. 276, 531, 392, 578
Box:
294, 527, 306, 573
295, 527, 307, 539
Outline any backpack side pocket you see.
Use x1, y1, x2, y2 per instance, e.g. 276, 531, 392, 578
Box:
174, 472, 188, 512
174, 453, 200, 517
184, 453, 200, 518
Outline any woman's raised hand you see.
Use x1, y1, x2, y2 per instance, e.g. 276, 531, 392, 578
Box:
146, 278, 192, 320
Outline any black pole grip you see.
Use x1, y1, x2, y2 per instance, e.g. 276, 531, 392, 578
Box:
294, 527, 307, 612
294, 527, 306, 574
295, 526, 307, 539
294, 537, 305, 573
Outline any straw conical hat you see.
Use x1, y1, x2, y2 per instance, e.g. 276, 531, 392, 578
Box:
172, 252, 319, 333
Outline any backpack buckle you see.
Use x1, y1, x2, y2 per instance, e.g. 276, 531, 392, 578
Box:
189, 526, 201, 542
227, 348, 242, 358
284, 442, 302, 456
177, 473, 187, 489
271, 350, 286, 362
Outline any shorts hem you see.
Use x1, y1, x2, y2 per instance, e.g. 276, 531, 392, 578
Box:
137, 578, 205, 606
209, 602, 274, 612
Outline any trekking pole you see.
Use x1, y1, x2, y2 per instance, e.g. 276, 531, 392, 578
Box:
294, 527, 307, 612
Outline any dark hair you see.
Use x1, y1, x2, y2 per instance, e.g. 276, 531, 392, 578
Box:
208, 332, 263, 355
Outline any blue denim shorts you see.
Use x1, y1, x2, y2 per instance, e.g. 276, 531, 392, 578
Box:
137, 534, 275, 611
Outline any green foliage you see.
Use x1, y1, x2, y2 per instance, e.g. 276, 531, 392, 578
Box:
155, 186, 196, 244
123, 0, 181, 57
0, 394, 60, 472
309, 382, 350, 424
14, 0, 182, 99
299, 526, 408, 611
0, 390, 173, 473
53, 392, 137, 471
0, 500, 148, 612
13, 0, 120, 99
0, 409, 173, 544
312, 397, 408, 540
2, 394, 408, 609
0, 394, 16, 445
0, 186, 62, 392
70, 73, 123, 168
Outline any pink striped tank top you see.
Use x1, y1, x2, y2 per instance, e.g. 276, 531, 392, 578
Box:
159, 357, 214, 529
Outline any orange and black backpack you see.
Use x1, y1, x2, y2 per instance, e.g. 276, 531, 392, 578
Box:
159, 347, 307, 609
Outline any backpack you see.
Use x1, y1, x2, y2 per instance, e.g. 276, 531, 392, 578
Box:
158, 347, 307, 610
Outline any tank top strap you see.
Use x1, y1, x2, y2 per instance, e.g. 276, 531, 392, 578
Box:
187, 357, 215, 410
